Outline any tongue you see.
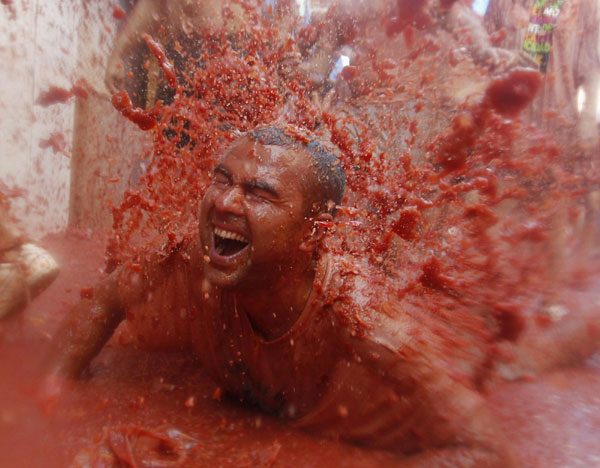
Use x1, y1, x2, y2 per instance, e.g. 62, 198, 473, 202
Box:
215, 236, 247, 256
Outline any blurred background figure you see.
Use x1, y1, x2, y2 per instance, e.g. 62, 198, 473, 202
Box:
0, 197, 59, 318
485, 0, 600, 292
105, 0, 246, 107
299, 0, 526, 174
485, 0, 600, 153
104, 0, 311, 107
101, 0, 308, 186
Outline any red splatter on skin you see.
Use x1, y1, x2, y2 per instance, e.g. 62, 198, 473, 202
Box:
112, 4, 126, 20
142, 34, 177, 89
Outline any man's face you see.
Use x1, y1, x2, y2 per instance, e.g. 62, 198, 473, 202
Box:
199, 137, 314, 289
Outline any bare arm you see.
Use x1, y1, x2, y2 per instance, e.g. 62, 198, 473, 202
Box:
299, 326, 517, 467
301, 345, 517, 467
442, 3, 523, 71
105, 0, 246, 93
374, 344, 518, 468
43, 239, 197, 381
398, 369, 517, 468
106, 0, 163, 93
44, 274, 125, 379
35, 272, 127, 414
342, 307, 519, 467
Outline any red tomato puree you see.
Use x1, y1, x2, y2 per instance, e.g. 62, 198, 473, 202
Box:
2, 1, 600, 466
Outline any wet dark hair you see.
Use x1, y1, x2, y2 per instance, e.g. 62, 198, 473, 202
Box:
246, 125, 346, 215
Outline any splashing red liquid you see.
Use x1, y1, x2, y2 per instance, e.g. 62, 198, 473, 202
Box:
4, 1, 600, 466
111, 90, 160, 131
142, 34, 177, 89
484, 68, 542, 118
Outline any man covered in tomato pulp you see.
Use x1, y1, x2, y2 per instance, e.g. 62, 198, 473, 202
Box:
44, 124, 600, 467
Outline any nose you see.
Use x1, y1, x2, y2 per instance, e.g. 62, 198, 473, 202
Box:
215, 185, 244, 216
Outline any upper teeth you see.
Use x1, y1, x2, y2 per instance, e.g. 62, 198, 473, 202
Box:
214, 228, 248, 243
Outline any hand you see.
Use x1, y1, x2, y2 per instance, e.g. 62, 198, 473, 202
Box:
475, 46, 520, 73
517, 50, 539, 69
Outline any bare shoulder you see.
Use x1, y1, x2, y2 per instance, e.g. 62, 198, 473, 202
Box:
116, 236, 203, 308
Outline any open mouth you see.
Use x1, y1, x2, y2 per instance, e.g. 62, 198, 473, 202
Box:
213, 227, 249, 257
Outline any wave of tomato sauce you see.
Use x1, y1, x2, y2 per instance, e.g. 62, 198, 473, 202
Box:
97, 0, 600, 392
3, 0, 600, 466
0, 233, 403, 468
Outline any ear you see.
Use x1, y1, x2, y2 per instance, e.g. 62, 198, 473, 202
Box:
299, 212, 333, 253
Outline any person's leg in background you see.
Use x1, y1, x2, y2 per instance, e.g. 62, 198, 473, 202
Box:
0, 207, 59, 318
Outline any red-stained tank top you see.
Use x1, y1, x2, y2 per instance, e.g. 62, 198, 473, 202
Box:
189, 254, 344, 418
122, 246, 491, 454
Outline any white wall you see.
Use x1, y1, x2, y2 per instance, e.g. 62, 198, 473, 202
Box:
0, 0, 120, 238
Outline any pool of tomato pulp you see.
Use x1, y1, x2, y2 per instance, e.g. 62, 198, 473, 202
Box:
1, 234, 599, 467
2, 1, 600, 467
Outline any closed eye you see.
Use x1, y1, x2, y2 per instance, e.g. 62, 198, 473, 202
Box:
245, 181, 279, 202
213, 165, 231, 185
247, 187, 274, 201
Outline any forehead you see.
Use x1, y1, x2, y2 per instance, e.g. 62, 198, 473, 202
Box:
219, 137, 312, 185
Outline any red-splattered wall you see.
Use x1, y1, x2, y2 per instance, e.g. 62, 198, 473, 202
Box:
1, 0, 78, 237
0, 0, 152, 237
